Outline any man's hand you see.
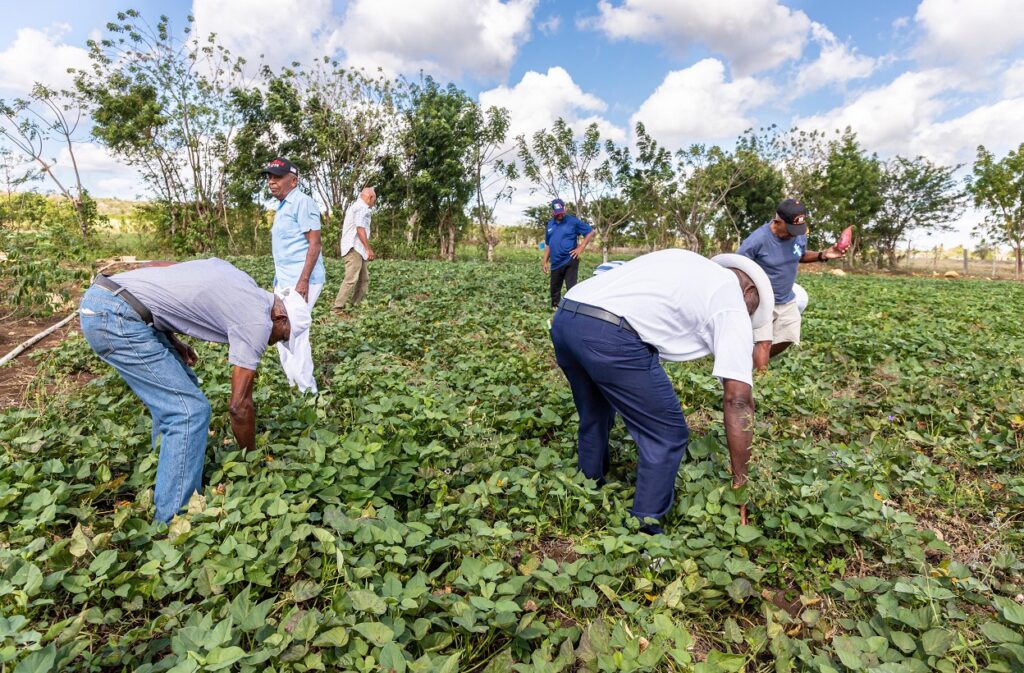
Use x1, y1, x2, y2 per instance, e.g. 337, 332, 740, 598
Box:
366, 247, 376, 261
542, 260, 550, 274
170, 335, 197, 367
732, 477, 748, 525
570, 244, 586, 259
294, 278, 310, 302
822, 245, 846, 260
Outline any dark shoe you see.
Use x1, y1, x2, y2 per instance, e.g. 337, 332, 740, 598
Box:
639, 523, 664, 535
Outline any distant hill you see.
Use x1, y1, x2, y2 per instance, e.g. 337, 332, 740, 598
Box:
95, 198, 148, 218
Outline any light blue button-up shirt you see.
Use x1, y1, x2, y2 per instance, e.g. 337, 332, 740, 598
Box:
271, 189, 326, 288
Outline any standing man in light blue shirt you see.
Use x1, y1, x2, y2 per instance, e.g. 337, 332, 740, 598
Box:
262, 157, 325, 393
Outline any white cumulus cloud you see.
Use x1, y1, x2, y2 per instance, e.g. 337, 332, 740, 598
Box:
336, 0, 537, 81
192, 0, 342, 72
479, 67, 625, 222
1003, 59, 1024, 98
584, 0, 811, 76
479, 66, 612, 140
909, 97, 1024, 166
630, 59, 774, 149
795, 22, 877, 92
0, 25, 90, 93
791, 68, 960, 155
914, 0, 1024, 63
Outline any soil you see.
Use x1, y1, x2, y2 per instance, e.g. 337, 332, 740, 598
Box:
0, 310, 79, 409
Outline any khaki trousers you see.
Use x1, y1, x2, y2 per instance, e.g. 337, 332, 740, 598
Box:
333, 249, 369, 308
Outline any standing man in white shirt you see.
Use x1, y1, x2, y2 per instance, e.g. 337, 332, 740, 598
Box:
332, 187, 376, 314
263, 157, 325, 393
550, 250, 774, 533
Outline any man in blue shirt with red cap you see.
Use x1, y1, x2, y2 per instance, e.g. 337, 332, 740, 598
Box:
542, 199, 595, 308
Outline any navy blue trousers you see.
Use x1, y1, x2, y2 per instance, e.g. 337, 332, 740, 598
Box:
550, 308, 690, 521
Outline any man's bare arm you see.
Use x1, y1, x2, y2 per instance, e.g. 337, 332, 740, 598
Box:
228, 366, 257, 451
722, 377, 755, 524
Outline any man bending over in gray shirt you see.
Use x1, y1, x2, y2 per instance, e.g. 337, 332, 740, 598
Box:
78, 258, 311, 522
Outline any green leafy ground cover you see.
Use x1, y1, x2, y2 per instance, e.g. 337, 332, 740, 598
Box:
1, 257, 1023, 672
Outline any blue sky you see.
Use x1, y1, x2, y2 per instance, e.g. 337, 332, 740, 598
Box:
2, 0, 1023, 247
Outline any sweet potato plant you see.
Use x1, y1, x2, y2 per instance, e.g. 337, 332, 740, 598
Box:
1, 257, 1022, 672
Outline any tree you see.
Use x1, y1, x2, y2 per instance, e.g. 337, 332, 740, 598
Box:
671, 144, 729, 251
403, 77, 476, 261
969, 143, 1024, 275
588, 141, 634, 261
467, 104, 516, 262
625, 122, 677, 250
77, 10, 255, 251
0, 85, 95, 237
805, 128, 883, 260
517, 119, 600, 219
231, 60, 404, 245
871, 156, 966, 267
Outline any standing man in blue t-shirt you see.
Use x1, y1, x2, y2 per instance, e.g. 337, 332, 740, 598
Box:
542, 198, 595, 308
737, 198, 844, 370
263, 157, 326, 393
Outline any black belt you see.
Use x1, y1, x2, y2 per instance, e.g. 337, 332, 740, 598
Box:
558, 299, 638, 336
92, 275, 154, 326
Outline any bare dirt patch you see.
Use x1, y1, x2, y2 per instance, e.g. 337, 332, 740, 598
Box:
0, 310, 80, 409
535, 537, 580, 564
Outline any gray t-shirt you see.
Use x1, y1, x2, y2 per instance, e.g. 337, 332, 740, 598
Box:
112, 258, 274, 370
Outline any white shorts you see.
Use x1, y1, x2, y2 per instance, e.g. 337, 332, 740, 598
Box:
753, 299, 802, 345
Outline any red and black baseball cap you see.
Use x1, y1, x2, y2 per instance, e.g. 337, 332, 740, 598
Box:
776, 198, 809, 236
261, 157, 299, 177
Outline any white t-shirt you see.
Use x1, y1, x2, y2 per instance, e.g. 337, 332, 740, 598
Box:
565, 249, 754, 386
340, 198, 372, 259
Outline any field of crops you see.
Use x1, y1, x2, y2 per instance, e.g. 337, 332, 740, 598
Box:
1, 255, 1023, 673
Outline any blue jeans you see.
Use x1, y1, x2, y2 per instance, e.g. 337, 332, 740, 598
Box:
79, 286, 211, 523
550, 308, 689, 521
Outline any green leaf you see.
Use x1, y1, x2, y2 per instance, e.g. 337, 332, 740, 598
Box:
88, 549, 118, 577
994, 596, 1024, 625
203, 646, 247, 671
980, 621, 1024, 644
920, 628, 954, 657
379, 642, 407, 673
735, 525, 762, 543
290, 579, 322, 602
353, 622, 394, 647
889, 631, 917, 653
726, 578, 753, 602
229, 589, 274, 632
14, 645, 56, 673
833, 636, 864, 670
69, 524, 94, 557
313, 626, 349, 648
350, 589, 387, 615
703, 649, 746, 672
493, 600, 521, 614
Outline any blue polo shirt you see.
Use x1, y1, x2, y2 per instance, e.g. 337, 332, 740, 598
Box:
271, 189, 326, 288
737, 222, 806, 304
545, 215, 593, 271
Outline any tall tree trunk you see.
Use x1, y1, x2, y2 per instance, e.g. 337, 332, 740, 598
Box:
446, 220, 457, 262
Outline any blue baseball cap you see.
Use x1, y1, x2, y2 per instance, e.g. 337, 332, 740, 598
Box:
551, 199, 566, 215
